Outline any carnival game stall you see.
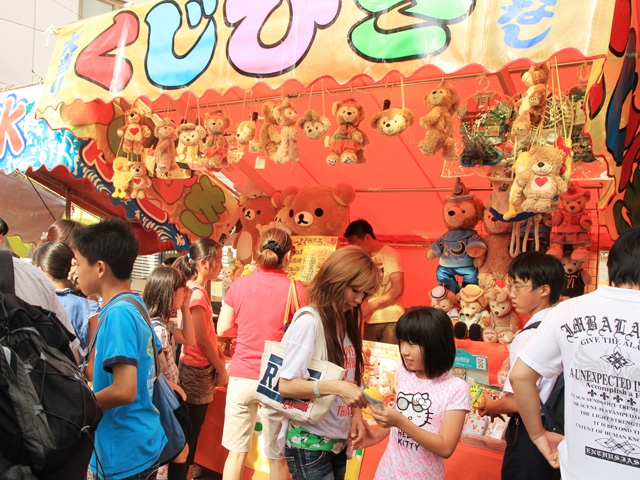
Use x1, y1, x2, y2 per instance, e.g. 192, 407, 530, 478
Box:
28, 0, 640, 478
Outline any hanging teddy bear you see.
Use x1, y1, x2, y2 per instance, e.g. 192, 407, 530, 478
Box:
369, 101, 414, 136
272, 99, 300, 164
129, 159, 152, 199
454, 284, 490, 341
418, 84, 460, 160
258, 102, 280, 160
546, 185, 592, 263
297, 109, 331, 140
117, 108, 152, 155
236, 119, 257, 145
111, 157, 132, 199
153, 118, 178, 175
326, 98, 369, 165
511, 64, 549, 139
176, 123, 206, 165
560, 255, 592, 299
483, 288, 519, 345
202, 111, 231, 169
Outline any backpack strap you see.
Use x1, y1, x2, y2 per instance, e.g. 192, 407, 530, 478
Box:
540, 373, 564, 432
0, 251, 16, 295
520, 320, 541, 333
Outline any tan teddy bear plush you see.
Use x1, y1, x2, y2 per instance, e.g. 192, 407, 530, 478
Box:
477, 199, 512, 291
454, 284, 490, 341
512, 64, 549, 139
111, 156, 132, 199
429, 285, 460, 321
176, 122, 206, 165
129, 160, 152, 199
560, 255, 592, 299
153, 118, 178, 175
418, 84, 460, 160
283, 183, 356, 236
326, 99, 369, 166
272, 99, 300, 164
297, 109, 331, 140
258, 102, 280, 160
236, 120, 257, 145
517, 145, 568, 213
369, 107, 414, 136
483, 288, 519, 344
117, 108, 151, 155
547, 185, 592, 262
202, 111, 231, 169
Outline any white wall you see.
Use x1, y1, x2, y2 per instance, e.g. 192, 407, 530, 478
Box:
0, 0, 152, 88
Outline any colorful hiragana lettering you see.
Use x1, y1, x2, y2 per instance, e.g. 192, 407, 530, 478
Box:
0, 95, 27, 158
181, 175, 227, 237
498, 0, 556, 49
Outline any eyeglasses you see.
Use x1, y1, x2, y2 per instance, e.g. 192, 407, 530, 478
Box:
504, 283, 540, 293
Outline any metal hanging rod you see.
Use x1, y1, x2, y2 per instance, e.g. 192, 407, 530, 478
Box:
355, 182, 603, 193
152, 59, 593, 114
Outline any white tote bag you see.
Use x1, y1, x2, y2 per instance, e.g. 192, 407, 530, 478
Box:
254, 307, 346, 424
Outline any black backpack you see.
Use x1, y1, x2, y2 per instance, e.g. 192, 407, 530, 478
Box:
0, 251, 103, 479
520, 320, 565, 435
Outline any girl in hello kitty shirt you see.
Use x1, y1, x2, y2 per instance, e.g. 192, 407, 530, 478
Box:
355, 307, 471, 479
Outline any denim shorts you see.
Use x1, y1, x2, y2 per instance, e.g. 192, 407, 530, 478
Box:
284, 446, 347, 480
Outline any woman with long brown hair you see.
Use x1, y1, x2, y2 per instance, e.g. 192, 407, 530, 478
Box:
278, 246, 381, 480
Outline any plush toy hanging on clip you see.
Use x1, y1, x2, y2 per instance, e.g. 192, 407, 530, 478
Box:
117, 108, 151, 155
202, 110, 232, 169
258, 101, 280, 161
511, 64, 550, 140
129, 159, 152, 199
176, 122, 206, 167
153, 118, 178, 176
369, 99, 414, 136
236, 112, 258, 146
272, 98, 300, 164
111, 157, 132, 199
298, 109, 331, 140
326, 98, 369, 165
418, 83, 460, 160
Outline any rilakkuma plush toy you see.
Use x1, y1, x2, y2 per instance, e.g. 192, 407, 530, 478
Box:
418, 84, 460, 160
477, 200, 512, 291
111, 157, 132, 199
517, 145, 569, 214
258, 102, 280, 160
426, 178, 486, 294
483, 288, 519, 345
454, 284, 490, 341
232, 195, 278, 265
326, 99, 369, 165
297, 109, 331, 140
272, 99, 300, 164
429, 285, 460, 321
117, 108, 152, 155
546, 185, 592, 263
560, 255, 592, 299
202, 111, 231, 169
236, 120, 257, 145
153, 118, 178, 175
176, 123, 206, 164
512, 64, 550, 139
283, 183, 356, 236
369, 106, 414, 136
129, 160, 152, 199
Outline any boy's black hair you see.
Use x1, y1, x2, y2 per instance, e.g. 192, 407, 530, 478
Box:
396, 306, 456, 379
344, 219, 376, 240
508, 251, 565, 305
608, 226, 640, 288
72, 217, 138, 280
0, 217, 8, 236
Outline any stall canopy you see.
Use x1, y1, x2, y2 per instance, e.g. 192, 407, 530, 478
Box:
29, 0, 636, 253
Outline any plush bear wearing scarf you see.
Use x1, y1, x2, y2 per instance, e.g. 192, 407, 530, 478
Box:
326, 99, 369, 165
547, 185, 592, 263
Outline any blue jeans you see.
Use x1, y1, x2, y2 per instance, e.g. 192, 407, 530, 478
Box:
284, 446, 347, 480
436, 265, 479, 294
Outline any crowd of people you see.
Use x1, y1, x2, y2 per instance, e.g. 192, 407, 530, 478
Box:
2, 213, 639, 480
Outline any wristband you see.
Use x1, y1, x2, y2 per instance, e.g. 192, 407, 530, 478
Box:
313, 381, 321, 398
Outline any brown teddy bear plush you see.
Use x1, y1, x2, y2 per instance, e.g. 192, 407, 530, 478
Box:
129, 160, 152, 199
272, 99, 300, 164
369, 107, 414, 136
418, 84, 460, 160
560, 255, 592, 299
477, 199, 512, 291
232, 195, 278, 264
236, 120, 257, 145
202, 111, 231, 169
516, 145, 568, 213
426, 178, 486, 294
326, 99, 369, 166
547, 185, 592, 262
153, 118, 178, 175
454, 284, 490, 341
111, 156, 132, 199
484, 288, 519, 344
117, 108, 151, 155
176, 122, 206, 165
258, 102, 280, 160
512, 64, 549, 139
429, 285, 460, 321
297, 109, 331, 140
283, 183, 356, 236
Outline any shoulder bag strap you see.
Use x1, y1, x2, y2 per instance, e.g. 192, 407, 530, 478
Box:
282, 279, 301, 325
0, 251, 15, 295
281, 306, 328, 362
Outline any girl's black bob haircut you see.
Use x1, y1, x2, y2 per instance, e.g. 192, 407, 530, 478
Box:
395, 306, 456, 379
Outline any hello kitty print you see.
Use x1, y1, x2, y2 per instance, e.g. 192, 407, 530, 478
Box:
374, 366, 470, 480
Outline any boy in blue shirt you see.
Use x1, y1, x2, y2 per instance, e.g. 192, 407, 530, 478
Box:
73, 218, 166, 480
478, 251, 564, 480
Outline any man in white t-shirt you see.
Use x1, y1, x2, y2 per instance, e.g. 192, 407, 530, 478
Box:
511, 226, 640, 480
345, 219, 404, 344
